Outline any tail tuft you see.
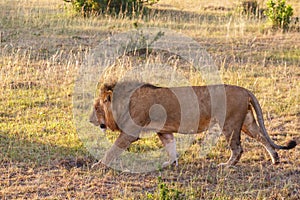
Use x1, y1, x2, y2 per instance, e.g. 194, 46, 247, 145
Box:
283, 140, 297, 150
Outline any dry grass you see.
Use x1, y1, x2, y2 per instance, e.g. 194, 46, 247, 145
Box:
0, 0, 299, 199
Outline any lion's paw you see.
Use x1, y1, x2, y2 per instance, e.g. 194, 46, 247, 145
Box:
217, 162, 237, 169
162, 159, 178, 168
91, 160, 109, 170
217, 162, 228, 167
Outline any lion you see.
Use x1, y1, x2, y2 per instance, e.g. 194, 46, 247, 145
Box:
89, 81, 297, 168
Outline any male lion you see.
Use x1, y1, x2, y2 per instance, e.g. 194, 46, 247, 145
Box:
89, 81, 296, 168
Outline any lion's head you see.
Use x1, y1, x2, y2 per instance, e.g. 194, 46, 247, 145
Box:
89, 84, 119, 132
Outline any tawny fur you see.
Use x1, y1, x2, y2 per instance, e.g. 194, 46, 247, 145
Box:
90, 82, 297, 167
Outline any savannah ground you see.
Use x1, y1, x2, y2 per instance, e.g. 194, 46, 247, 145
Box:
0, 0, 299, 199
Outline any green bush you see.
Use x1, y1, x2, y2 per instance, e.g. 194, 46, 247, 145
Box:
264, 0, 294, 31
64, 0, 159, 17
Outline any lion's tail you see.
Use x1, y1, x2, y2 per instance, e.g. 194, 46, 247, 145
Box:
248, 91, 297, 150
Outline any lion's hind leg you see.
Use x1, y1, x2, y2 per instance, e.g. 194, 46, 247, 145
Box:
242, 110, 279, 164
218, 128, 244, 167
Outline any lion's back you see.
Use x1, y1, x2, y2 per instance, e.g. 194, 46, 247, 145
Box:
113, 83, 251, 133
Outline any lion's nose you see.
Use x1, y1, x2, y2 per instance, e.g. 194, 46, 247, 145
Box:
100, 124, 106, 129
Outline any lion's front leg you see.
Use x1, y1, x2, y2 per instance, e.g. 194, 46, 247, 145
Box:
92, 132, 138, 169
91, 144, 124, 170
158, 133, 178, 167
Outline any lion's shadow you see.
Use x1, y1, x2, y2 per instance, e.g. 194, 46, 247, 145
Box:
0, 133, 93, 170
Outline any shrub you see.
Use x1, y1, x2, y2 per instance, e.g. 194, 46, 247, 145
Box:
264, 0, 294, 31
241, 1, 259, 17
237, 0, 265, 19
157, 176, 182, 200
63, 0, 159, 17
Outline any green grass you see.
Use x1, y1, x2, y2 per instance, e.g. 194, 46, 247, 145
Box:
0, 0, 299, 199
